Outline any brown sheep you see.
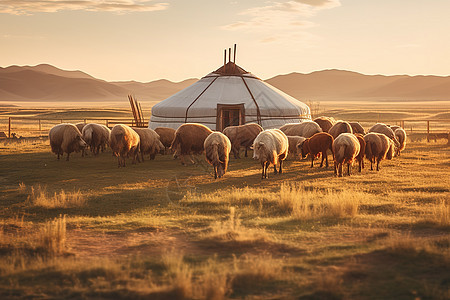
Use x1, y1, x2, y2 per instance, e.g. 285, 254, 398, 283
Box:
154, 127, 176, 154
350, 122, 365, 135
49, 123, 87, 161
328, 120, 353, 139
332, 133, 360, 177
133, 128, 164, 161
279, 121, 322, 138
110, 124, 140, 167
223, 123, 263, 158
170, 123, 213, 165
394, 127, 407, 156
389, 125, 400, 132
355, 133, 366, 172
368, 123, 400, 149
204, 132, 232, 179
253, 129, 289, 179
82, 123, 110, 156
287, 136, 306, 159
75, 122, 86, 133
297, 132, 334, 168
364, 132, 395, 171
313, 116, 335, 132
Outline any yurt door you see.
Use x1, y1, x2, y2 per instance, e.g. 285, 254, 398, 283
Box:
217, 104, 245, 131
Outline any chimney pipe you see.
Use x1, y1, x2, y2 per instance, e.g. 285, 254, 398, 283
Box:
233, 44, 237, 63
224, 49, 227, 72
229, 47, 231, 63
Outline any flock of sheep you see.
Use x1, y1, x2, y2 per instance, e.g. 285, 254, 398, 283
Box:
48, 117, 407, 179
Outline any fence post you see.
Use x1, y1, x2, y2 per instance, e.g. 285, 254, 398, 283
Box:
106, 119, 109, 127
8, 117, 11, 138
84, 118, 87, 124
427, 121, 430, 142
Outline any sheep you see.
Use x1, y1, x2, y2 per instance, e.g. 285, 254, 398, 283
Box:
75, 122, 86, 133
223, 123, 263, 158
297, 132, 334, 168
363, 132, 395, 171
355, 133, 366, 172
368, 123, 400, 150
252, 129, 289, 179
279, 121, 322, 138
49, 123, 87, 161
204, 132, 232, 179
313, 116, 335, 133
133, 128, 165, 161
332, 133, 360, 177
287, 136, 306, 159
170, 123, 213, 165
110, 124, 140, 167
394, 127, 407, 156
389, 125, 401, 132
328, 121, 353, 139
349, 122, 365, 135
82, 123, 110, 155
154, 127, 176, 154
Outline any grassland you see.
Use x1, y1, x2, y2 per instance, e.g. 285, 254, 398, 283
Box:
0, 133, 449, 299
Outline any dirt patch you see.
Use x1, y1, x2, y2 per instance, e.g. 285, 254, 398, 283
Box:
66, 228, 199, 258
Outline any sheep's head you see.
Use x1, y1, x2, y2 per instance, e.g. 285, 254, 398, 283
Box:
253, 142, 266, 161
297, 139, 309, 159
75, 135, 87, 152
386, 140, 395, 160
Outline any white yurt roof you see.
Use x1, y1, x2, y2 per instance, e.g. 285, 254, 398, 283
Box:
149, 56, 311, 131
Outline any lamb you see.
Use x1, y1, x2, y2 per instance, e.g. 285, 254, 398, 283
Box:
368, 123, 400, 149
49, 123, 87, 161
204, 132, 232, 179
313, 116, 335, 132
154, 127, 176, 154
297, 132, 334, 168
332, 133, 360, 177
328, 121, 353, 139
287, 136, 306, 159
349, 122, 365, 135
363, 132, 395, 171
223, 123, 263, 158
394, 127, 407, 156
133, 128, 165, 161
279, 121, 322, 138
170, 123, 213, 165
82, 123, 110, 155
252, 129, 289, 179
355, 133, 366, 172
110, 124, 140, 167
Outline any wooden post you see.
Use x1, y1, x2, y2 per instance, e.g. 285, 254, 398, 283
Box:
427, 121, 430, 142
84, 118, 87, 124
8, 117, 11, 138
106, 119, 109, 127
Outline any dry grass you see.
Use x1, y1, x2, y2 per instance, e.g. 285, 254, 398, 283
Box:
278, 183, 360, 219
38, 215, 67, 255
161, 249, 193, 299
430, 200, 450, 227
28, 185, 86, 208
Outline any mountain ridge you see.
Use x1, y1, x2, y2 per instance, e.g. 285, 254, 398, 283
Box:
0, 64, 449, 103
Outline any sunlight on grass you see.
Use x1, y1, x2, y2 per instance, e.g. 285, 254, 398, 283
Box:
430, 200, 450, 227
39, 215, 67, 255
28, 185, 86, 208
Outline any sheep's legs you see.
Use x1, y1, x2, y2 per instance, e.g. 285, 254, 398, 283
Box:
214, 166, 218, 179
310, 157, 314, 168
66, 153, 70, 161
347, 163, 351, 176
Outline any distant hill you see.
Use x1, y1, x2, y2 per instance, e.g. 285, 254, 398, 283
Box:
0, 65, 449, 103
266, 70, 450, 101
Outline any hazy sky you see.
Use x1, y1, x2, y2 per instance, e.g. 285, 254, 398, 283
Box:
1, 0, 449, 82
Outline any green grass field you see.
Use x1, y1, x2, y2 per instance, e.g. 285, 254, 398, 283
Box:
0, 135, 449, 299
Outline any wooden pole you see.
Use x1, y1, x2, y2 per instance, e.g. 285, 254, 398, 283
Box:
8, 117, 11, 138
427, 120, 430, 142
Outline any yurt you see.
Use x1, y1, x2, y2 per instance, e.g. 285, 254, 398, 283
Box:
149, 46, 311, 131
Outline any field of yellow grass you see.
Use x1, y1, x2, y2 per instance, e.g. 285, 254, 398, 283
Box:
0, 125, 449, 299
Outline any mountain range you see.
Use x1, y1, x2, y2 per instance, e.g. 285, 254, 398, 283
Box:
0, 64, 449, 103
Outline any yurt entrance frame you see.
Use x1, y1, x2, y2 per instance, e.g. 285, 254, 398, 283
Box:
216, 103, 245, 131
